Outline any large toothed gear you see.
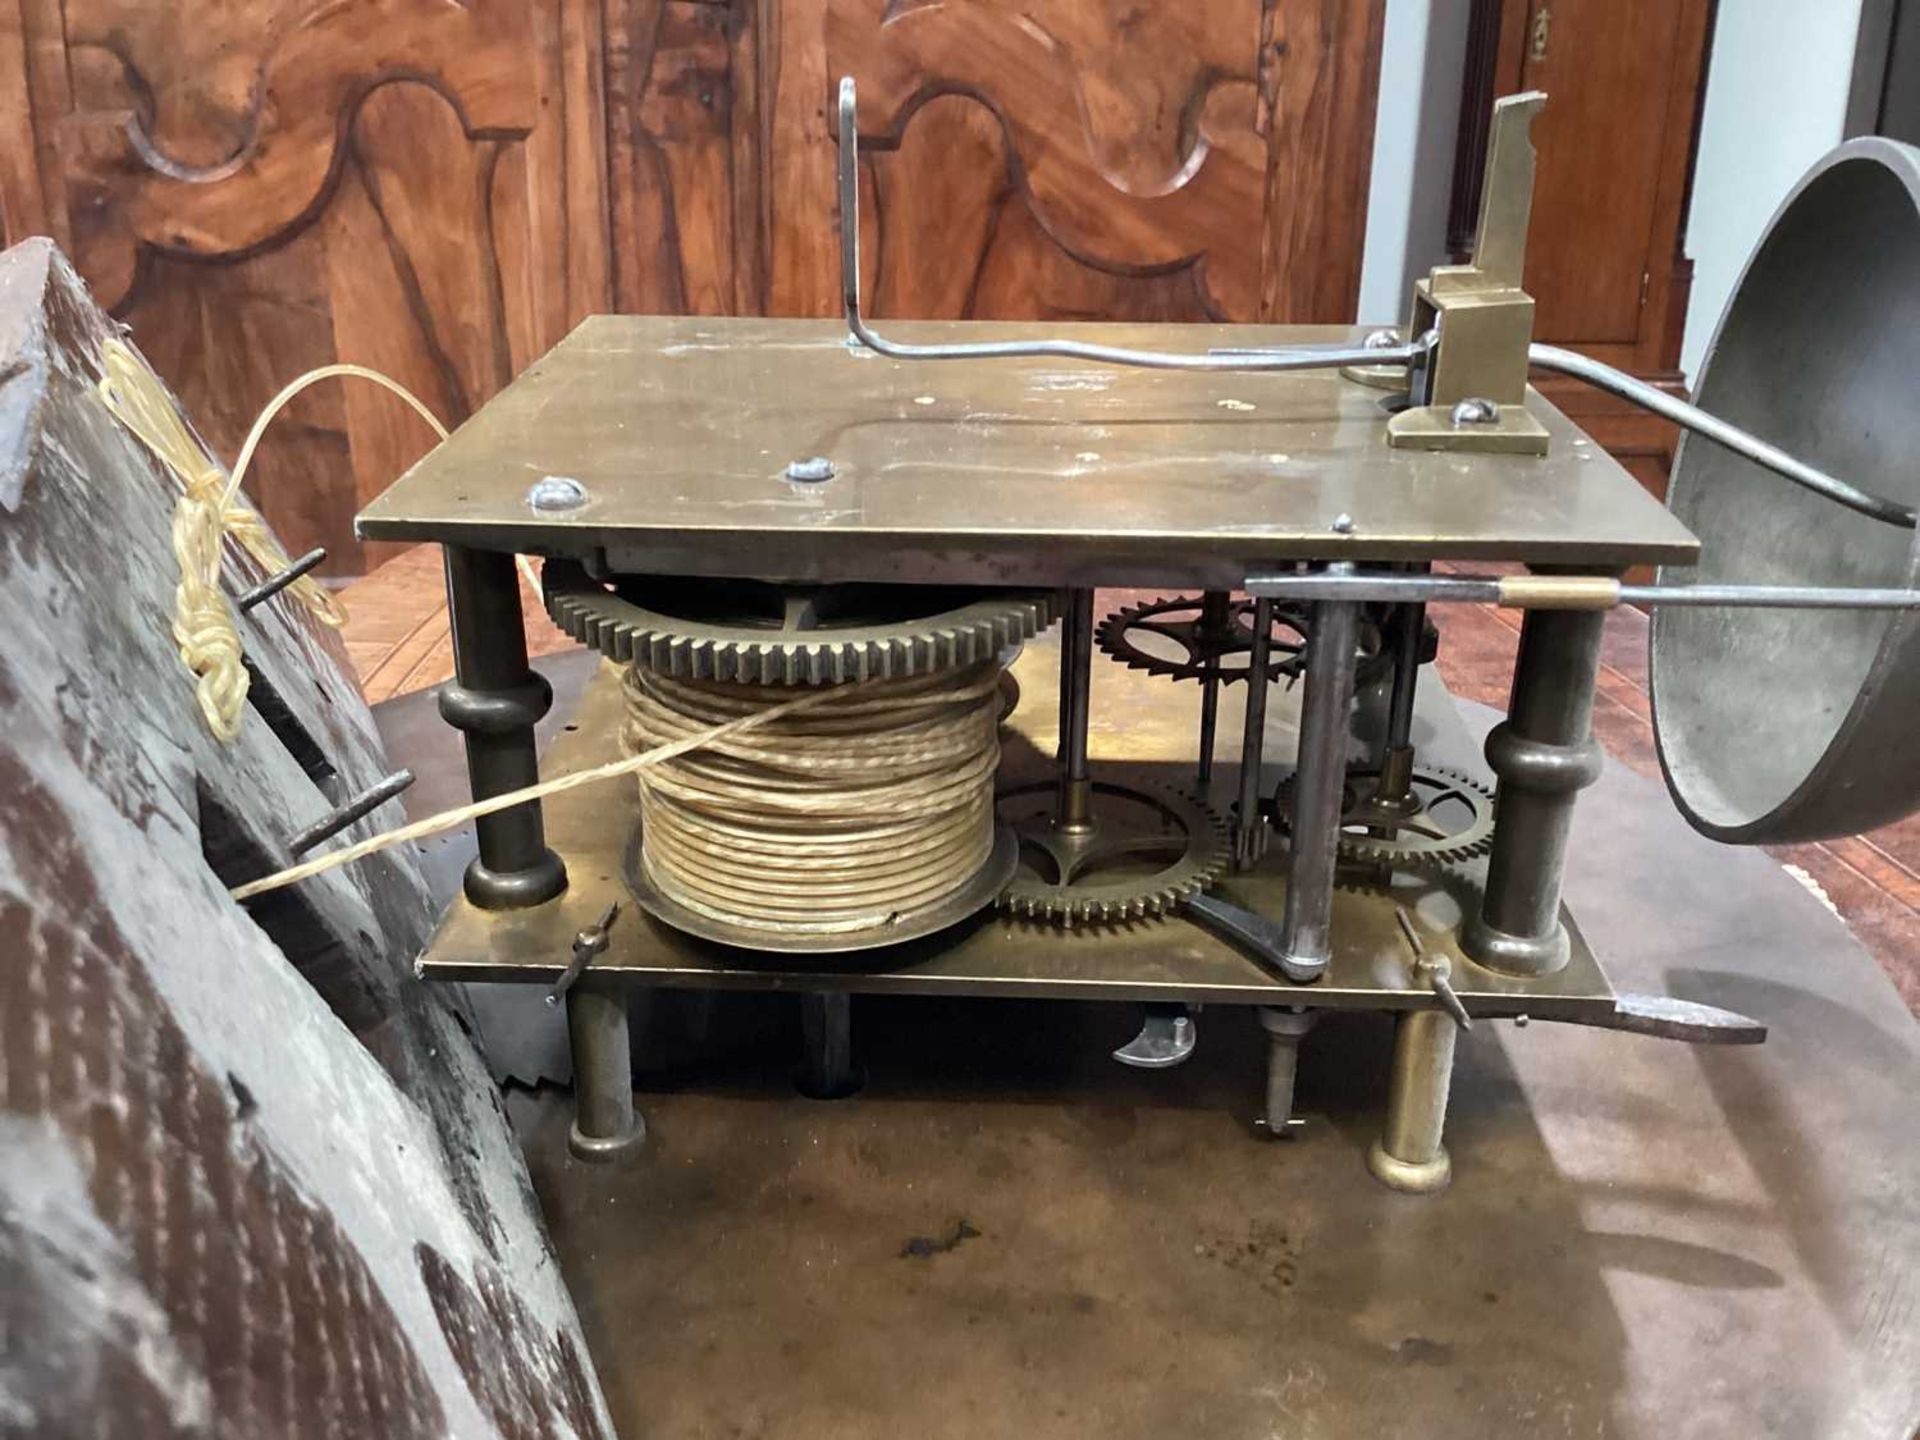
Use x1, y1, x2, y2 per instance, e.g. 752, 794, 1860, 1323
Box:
542, 560, 1056, 685
1270, 763, 1496, 871
996, 779, 1228, 927
1095, 594, 1398, 688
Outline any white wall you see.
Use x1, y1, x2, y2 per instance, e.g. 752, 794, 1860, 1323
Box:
1357, 0, 1473, 324
1359, 2, 1866, 382
1681, 0, 1865, 379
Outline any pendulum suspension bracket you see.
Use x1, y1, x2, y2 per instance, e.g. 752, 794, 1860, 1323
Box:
1385, 92, 1552, 456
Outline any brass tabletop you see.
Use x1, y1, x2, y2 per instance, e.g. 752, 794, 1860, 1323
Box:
357, 316, 1699, 587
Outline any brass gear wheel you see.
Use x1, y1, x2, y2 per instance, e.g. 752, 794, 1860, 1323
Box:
996, 779, 1228, 927
1270, 763, 1495, 870
543, 559, 1055, 685
1095, 594, 1395, 688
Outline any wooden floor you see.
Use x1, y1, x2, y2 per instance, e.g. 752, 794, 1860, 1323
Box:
340, 546, 1920, 1012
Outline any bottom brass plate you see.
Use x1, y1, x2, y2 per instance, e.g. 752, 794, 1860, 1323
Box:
414, 635, 1616, 1019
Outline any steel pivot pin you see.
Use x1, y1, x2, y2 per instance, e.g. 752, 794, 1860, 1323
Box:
785, 456, 836, 483
527, 476, 590, 512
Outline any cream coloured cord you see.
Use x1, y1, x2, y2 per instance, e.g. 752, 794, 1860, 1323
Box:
623, 662, 1003, 934
98, 341, 448, 741
227, 672, 869, 901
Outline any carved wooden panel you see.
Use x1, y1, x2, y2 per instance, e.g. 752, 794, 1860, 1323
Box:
768, 0, 1385, 324
607, 0, 764, 316
3, 0, 608, 576
3, 0, 1387, 577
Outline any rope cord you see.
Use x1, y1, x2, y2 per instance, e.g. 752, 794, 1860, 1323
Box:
622, 661, 1004, 935
98, 341, 448, 742
226, 671, 876, 901
93, 347, 1006, 924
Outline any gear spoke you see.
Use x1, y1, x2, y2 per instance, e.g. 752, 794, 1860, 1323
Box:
998, 779, 1227, 926
1096, 594, 1391, 688
1273, 763, 1496, 874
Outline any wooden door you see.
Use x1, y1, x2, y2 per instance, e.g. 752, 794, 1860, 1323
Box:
1451, 0, 1714, 514
0, 0, 610, 576
1512, 0, 1693, 348
1456, 0, 1712, 376
767, 0, 1385, 324
3, 0, 1389, 576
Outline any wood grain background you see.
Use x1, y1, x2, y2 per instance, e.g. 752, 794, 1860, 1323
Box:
0, 0, 1388, 576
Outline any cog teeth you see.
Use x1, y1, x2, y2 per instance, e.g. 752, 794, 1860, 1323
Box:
538, 575, 1052, 685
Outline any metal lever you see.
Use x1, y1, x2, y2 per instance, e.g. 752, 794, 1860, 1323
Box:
1113, 1003, 1198, 1069
1244, 568, 1920, 615
834, 77, 1428, 376
1528, 344, 1915, 529
546, 903, 619, 1006
1184, 892, 1323, 983
1538, 993, 1766, 1045
837, 74, 1914, 529
1396, 907, 1472, 1032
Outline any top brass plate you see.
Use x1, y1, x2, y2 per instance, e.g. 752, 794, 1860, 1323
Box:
356, 316, 1698, 588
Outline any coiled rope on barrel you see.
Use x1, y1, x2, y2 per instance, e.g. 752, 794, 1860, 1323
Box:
622, 661, 1004, 935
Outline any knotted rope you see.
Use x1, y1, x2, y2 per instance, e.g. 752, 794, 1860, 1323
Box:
98, 341, 447, 741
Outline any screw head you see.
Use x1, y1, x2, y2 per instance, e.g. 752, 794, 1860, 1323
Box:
1363, 327, 1402, 351
1331, 512, 1355, 535
526, 476, 589, 512
1449, 397, 1501, 428
784, 456, 837, 483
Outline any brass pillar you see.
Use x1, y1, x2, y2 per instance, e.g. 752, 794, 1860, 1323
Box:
1465, 604, 1607, 976
567, 983, 644, 1161
1367, 1010, 1457, 1193
439, 546, 567, 909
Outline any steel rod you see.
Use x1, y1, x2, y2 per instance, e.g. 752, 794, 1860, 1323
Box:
237, 547, 327, 613
286, 768, 415, 857
1528, 343, 1915, 529
1234, 597, 1274, 869
1383, 604, 1424, 752
1245, 571, 1920, 611
1278, 571, 1362, 978
1195, 591, 1229, 789
1257, 1008, 1317, 1138
1057, 588, 1095, 833
837, 78, 1426, 376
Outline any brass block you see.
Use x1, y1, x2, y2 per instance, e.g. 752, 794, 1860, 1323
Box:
1388, 404, 1551, 455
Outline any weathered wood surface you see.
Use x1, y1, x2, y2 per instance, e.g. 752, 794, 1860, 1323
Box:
0, 0, 1386, 576
0, 237, 611, 1439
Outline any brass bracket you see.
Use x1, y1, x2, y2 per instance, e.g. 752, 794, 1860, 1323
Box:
1387, 91, 1551, 456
